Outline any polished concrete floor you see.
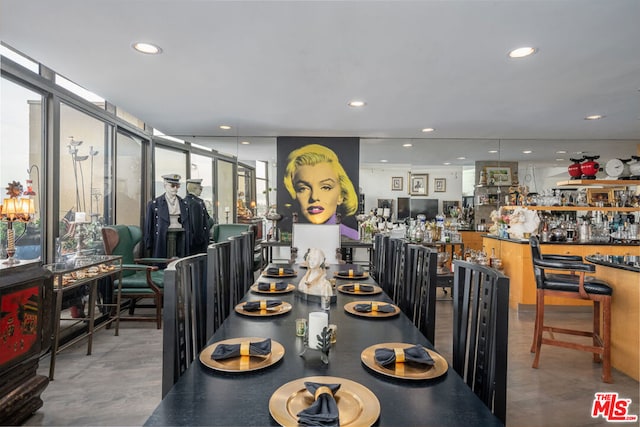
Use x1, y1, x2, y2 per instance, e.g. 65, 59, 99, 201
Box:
24, 292, 639, 427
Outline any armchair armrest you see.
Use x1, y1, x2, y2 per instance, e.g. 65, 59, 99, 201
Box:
135, 257, 174, 264
543, 254, 583, 262
533, 258, 595, 273
122, 263, 159, 272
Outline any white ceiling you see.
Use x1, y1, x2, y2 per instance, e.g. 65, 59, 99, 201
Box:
2, 0, 639, 167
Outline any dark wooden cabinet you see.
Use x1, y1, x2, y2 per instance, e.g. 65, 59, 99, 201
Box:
0, 261, 53, 425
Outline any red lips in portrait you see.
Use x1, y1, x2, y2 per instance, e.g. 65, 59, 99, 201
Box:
307, 206, 324, 215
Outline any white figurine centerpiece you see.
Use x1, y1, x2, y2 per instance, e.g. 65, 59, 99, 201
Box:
507, 207, 540, 239
299, 248, 333, 296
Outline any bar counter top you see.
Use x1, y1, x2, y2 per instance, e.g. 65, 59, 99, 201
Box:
585, 255, 640, 273
483, 234, 640, 246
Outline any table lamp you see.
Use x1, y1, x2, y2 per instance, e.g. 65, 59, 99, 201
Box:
1, 193, 35, 265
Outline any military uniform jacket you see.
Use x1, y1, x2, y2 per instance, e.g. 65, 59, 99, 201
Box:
144, 194, 191, 258
185, 193, 213, 255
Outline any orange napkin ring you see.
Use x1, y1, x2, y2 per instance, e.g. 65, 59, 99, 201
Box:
279, 268, 284, 275
348, 269, 354, 277
270, 282, 277, 291
240, 341, 250, 356
314, 386, 333, 400
394, 348, 405, 363
260, 300, 267, 310
371, 302, 379, 311
354, 284, 360, 292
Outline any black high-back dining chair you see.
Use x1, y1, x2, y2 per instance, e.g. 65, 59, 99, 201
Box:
390, 238, 409, 305
229, 231, 254, 309
385, 237, 405, 300
161, 253, 208, 398
371, 233, 388, 285
207, 240, 232, 331
407, 245, 438, 345
452, 259, 509, 424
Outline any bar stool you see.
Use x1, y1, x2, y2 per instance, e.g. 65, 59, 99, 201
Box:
529, 236, 612, 383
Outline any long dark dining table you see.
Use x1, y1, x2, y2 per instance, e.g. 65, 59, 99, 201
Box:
145, 265, 503, 426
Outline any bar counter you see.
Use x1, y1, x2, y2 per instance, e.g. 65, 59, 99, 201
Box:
483, 235, 639, 380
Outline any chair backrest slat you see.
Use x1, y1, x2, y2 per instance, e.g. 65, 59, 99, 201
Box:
410, 245, 438, 345
372, 233, 389, 287
452, 260, 509, 424
207, 241, 232, 333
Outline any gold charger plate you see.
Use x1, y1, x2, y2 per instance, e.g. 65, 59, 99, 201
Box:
234, 301, 292, 317
250, 283, 296, 294
269, 375, 380, 427
334, 271, 369, 280
199, 337, 285, 373
337, 284, 382, 296
343, 301, 400, 318
360, 342, 448, 380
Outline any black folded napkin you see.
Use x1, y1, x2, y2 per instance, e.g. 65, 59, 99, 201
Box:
211, 338, 272, 360
353, 302, 395, 313
337, 268, 364, 277
342, 284, 374, 292
297, 381, 341, 427
266, 266, 294, 275
374, 345, 435, 367
242, 299, 282, 312
257, 281, 287, 291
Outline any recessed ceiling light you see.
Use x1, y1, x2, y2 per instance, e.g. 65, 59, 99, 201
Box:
585, 114, 604, 120
508, 47, 537, 58
348, 100, 366, 107
556, 150, 567, 154
421, 128, 435, 133
132, 42, 162, 55
219, 125, 232, 130
488, 150, 498, 154
522, 150, 533, 154
241, 141, 250, 145
443, 162, 451, 166
402, 143, 413, 147
457, 156, 466, 160
380, 159, 388, 163
555, 158, 565, 162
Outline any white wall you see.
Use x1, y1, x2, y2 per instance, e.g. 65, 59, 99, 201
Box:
359, 164, 464, 219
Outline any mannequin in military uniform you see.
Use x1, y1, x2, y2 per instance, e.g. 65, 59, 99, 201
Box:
144, 174, 191, 258
185, 178, 214, 255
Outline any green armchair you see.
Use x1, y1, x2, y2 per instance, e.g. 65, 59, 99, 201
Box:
102, 225, 169, 329
212, 224, 252, 243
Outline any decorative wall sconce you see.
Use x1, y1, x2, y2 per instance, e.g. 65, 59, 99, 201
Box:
1, 181, 36, 266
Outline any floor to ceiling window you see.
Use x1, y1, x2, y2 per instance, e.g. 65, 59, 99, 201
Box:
115, 131, 144, 225
216, 159, 235, 224
190, 152, 214, 218
58, 102, 109, 255
153, 144, 187, 198
0, 76, 44, 260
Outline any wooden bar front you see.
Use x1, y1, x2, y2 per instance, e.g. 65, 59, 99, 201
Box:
483, 235, 640, 380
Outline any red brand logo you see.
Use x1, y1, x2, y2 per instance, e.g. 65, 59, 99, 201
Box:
592, 392, 638, 422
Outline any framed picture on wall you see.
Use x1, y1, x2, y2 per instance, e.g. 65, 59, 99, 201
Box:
409, 173, 428, 196
391, 176, 403, 191
434, 178, 446, 192
485, 167, 512, 185
443, 200, 460, 216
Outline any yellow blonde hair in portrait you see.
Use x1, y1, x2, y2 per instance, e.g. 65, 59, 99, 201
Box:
284, 144, 358, 216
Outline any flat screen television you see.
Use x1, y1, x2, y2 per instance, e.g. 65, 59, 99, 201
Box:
397, 197, 410, 220
410, 198, 439, 220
